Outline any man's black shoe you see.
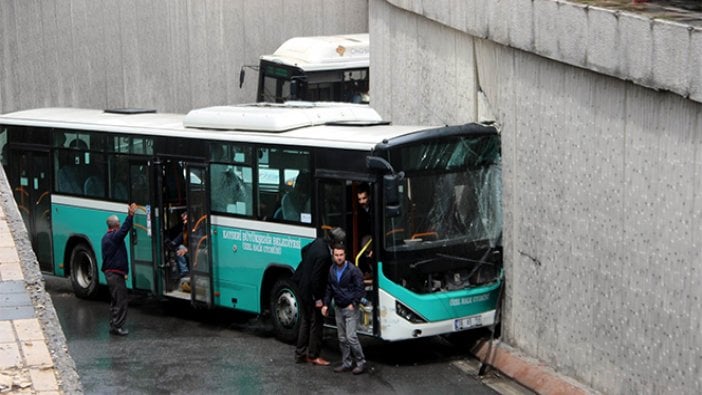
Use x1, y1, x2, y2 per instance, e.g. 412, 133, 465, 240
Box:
352, 365, 366, 375
110, 327, 129, 336
333, 365, 352, 373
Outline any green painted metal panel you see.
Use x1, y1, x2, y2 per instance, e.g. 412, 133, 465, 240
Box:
377, 261, 502, 322
210, 224, 313, 313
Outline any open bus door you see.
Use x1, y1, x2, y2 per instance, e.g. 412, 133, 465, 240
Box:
317, 177, 376, 335
186, 164, 213, 307
129, 160, 158, 293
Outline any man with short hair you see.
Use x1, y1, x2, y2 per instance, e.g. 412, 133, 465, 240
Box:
322, 244, 367, 375
292, 226, 346, 365
356, 183, 372, 240
102, 203, 137, 336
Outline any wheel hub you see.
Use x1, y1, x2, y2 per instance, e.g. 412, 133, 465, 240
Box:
275, 290, 298, 328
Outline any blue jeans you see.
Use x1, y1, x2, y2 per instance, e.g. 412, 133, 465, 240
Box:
334, 304, 366, 368
175, 245, 189, 275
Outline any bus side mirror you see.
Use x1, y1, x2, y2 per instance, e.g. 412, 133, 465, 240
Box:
367, 156, 392, 172
366, 156, 403, 217
384, 174, 402, 217
239, 65, 260, 89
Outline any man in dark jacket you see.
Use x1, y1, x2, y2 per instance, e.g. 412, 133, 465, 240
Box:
322, 243, 367, 375
292, 226, 346, 365
101, 203, 137, 336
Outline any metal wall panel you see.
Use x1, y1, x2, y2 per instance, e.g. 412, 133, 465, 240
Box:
371, 0, 702, 394
0, 0, 369, 113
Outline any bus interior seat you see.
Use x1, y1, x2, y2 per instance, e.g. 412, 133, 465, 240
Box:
83, 175, 105, 197
57, 166, 84, 194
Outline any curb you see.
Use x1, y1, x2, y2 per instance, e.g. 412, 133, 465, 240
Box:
0, 166, 83, 394
472, 339, 595, 395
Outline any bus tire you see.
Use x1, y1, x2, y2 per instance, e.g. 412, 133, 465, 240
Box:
269, 278, 300, 343
70, 243, 100, 299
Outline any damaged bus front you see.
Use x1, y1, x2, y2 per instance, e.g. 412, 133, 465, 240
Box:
370, 124, 502, 341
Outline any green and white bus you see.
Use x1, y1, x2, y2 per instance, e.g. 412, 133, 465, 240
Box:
243, 34, 369, 104
0, 102, 502, 342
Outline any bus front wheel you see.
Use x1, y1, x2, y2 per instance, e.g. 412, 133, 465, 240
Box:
70, 243, 99, 299
269, 278, 300, 343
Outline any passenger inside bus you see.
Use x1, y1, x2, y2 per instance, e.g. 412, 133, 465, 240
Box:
275, 171, 311, 222
356, 183, 372, 243
56, 139, 89, 195
166, 211, 190, 279
349, 80, 369, 104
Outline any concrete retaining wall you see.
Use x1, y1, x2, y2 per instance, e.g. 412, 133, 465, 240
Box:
371, 0, 702, 394
0, 0, 368, 114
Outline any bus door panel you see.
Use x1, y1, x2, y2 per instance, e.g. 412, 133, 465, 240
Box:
317, 178, 372, 259
186, 164, 213, 307
317, 177, 376, 334
129, 161, 157, 293
11, 149, 53, 272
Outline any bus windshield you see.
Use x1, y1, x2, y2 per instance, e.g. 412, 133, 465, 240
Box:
258, 62, 369, 103
384, 134, 502, 252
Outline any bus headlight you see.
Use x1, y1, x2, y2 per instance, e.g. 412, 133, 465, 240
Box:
395, 301, 426, 323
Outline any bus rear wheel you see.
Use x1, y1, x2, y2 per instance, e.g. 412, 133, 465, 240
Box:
70, 243, 100, 299
269, 278, 300, 343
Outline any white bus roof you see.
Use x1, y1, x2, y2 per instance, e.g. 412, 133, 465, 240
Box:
0, 104, 430, 151
260, 33, 369, 72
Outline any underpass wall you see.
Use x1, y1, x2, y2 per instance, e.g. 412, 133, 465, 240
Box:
371, 1, 702, 394
0, 0, 368, 114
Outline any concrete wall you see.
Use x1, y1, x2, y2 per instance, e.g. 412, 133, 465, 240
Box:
0, 0, 368, 114
371, 1, 702, 394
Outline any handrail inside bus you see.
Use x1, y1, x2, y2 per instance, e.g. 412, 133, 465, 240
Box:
411, 231, 437, 240
192, 235, 208, 270
36, 191, 50, 205
192, 215, 207, 233
354, 237, 373, 268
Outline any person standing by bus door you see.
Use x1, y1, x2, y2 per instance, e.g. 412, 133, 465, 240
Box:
292, 227, 346, 365
168, 211, 190, 278
101, 203, 137, 336
356, 183, 372, 241
322, 244, 368, 375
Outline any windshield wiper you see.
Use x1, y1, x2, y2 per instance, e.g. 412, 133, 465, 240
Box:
437, 248, 498, 280
409, 257, 438, 269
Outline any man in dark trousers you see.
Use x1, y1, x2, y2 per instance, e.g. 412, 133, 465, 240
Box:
322, 244, 367, 375
292, 226, 346, 365
102, 203, 137, 336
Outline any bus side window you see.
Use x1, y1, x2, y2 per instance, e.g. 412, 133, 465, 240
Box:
275, 171, 311, 222
210, 164, 253, 216
55, 146, 85, 195
83, 176, 105, 197
256, 147, 310, 222
82, 152, 107, 198
108, 156, 129, 201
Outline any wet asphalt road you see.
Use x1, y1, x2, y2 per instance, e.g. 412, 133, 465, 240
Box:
45, 276, 498, 395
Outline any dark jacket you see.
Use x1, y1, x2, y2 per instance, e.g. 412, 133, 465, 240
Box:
101, 214, 134, 275
292, 238, 331, 304
323, 261, 365, 309
168, 222, 186, 248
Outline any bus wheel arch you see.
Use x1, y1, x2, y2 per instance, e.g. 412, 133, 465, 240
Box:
264, 266, 299, 343
68, 240, 100, 299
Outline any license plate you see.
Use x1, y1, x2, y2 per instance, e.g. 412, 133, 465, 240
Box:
454, 315, 482, 331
